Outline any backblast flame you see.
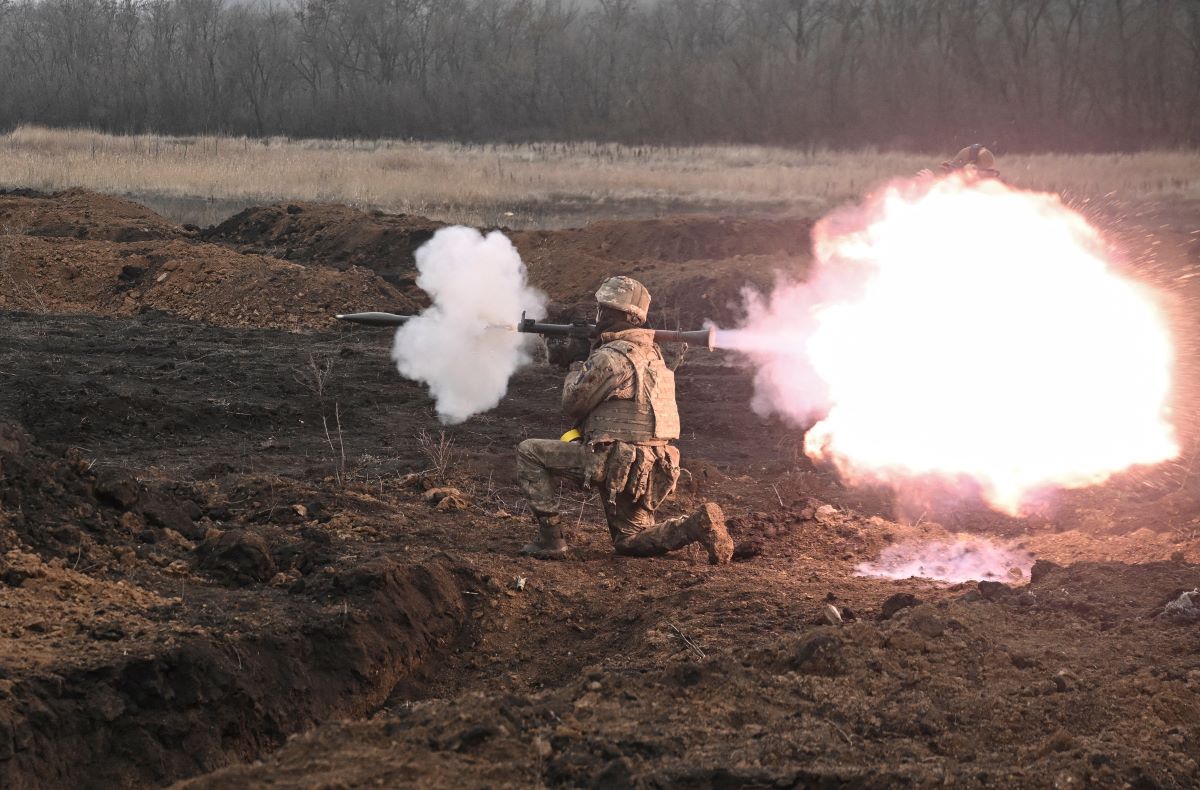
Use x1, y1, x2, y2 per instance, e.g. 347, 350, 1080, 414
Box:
718, 176, 1178, 515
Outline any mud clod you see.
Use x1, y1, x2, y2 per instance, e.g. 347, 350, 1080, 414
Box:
1031, 558, 1063, 582
197, 529, 276, 585
879, 592, 921, 620
790, 631, 847, 676
977, 580, 1014, 601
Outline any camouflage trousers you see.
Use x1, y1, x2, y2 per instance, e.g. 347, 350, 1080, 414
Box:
515, 438, 694, 557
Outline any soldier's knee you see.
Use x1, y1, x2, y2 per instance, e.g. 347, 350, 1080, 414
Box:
516, 438, 543, 466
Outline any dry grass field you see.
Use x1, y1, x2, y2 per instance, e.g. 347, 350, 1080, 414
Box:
2, 126, 1199, 228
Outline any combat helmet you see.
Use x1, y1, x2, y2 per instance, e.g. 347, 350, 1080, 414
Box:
942, 143, 998, 175
595, 276, 651, 323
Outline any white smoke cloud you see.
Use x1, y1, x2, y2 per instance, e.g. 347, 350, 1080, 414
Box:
856, 536, 1033, 583
391, 226, 547, 424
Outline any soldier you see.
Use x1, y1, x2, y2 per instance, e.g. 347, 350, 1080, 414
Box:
938, 143, 1000, 179
917, 143, 1001, 181
515, 276, 735, 564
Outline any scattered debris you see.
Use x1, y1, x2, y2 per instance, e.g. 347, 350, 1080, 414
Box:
1160, 589, 1200, 622
423, 487, 471, 511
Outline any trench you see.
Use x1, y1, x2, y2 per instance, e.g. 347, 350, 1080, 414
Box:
0, 556, 481, 790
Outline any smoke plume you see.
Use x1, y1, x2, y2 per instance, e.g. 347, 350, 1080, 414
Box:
855, 536, 1033, 583
391, 226, 547, 424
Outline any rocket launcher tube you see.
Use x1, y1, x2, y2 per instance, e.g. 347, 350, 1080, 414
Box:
335, 311, 715, 350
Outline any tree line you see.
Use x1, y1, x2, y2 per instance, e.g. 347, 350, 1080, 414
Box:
0, 0, 1196, 151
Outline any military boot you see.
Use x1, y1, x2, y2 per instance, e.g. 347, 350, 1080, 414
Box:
519, 513, 568, 560
686, 502, 734, 565
614, 502, 733, 564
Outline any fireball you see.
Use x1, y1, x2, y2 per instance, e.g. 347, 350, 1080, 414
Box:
720, 176, 1178, 514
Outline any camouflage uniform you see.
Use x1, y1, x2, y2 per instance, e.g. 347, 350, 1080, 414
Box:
517, 326, 730, 560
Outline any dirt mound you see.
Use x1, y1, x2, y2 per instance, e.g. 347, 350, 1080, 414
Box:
0, 235, 413, 330
179, 559, 1200, 789
513, 214, 812, 266
507, 217, 812, 324
0, 188, 187, 242
202, 204, 811, 324
203, 202, 444, 294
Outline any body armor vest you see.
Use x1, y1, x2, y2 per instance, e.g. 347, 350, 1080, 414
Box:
583, 338, 680, 444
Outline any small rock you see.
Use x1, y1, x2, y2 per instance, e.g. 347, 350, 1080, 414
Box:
424, 487, 470, 511
159, 529, 195, 552
94, 471, 139, 509
532, 737, 553, 759
1, 569, 28, 588
1010, 652, 1037, 669
957, 588, 983, 603
879, 592, 921, 620
821, 603, 843, 626
814, 504, 839, 524
118, 264, 145, 282
197, 529, 276, 585
1053, 669, 1081, 692
512, 576, 526, 592
977, 580, 1012, 601
164, 559, 190, 576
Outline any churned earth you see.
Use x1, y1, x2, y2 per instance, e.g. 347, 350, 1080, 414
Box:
0, 189, 1196, 789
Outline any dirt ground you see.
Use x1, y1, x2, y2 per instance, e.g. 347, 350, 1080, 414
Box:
0, 189, 1197, 789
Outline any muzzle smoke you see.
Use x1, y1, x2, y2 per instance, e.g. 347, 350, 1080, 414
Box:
856, 536, 1033, 583
717, 177, 1178, 514
391, 227, 547, 424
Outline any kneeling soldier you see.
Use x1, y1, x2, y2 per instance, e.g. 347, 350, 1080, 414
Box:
516, 276, 734, 564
